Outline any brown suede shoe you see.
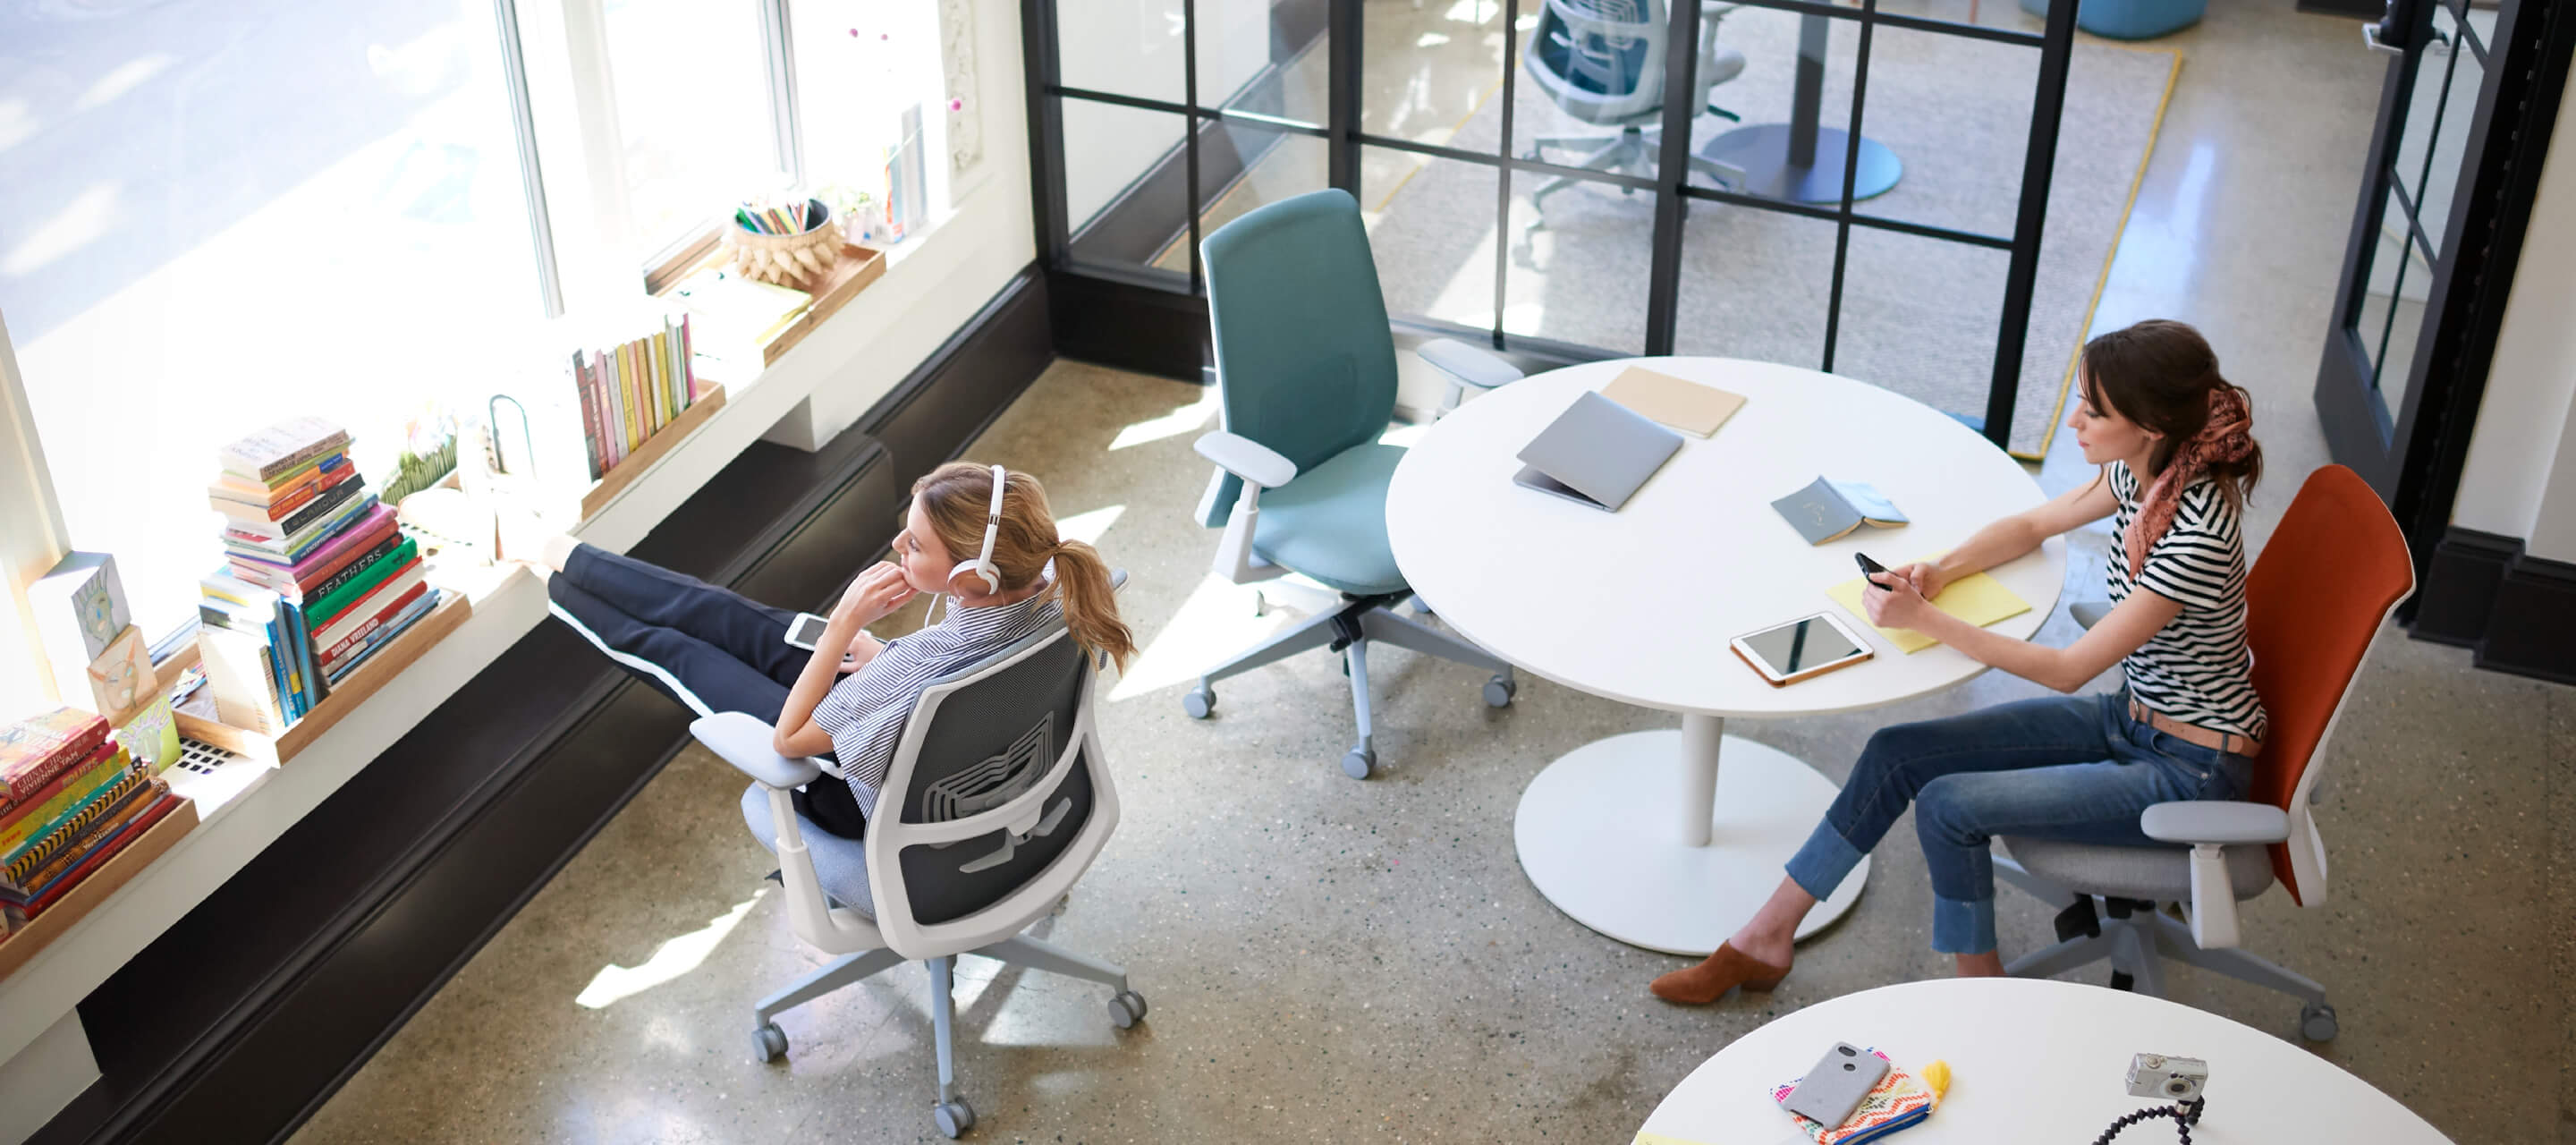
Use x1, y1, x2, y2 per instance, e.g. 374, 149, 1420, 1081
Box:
1649, 942, 1791, 1005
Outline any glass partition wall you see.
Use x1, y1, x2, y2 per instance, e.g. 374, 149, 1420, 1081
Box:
1030, 0, 2078, 447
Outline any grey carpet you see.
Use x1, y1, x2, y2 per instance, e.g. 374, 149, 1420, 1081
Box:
1366, 14, 2178, 456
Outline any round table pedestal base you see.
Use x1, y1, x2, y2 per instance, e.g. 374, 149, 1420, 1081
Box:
1699, 124, 1903, 203
1513, 730, 1868, 955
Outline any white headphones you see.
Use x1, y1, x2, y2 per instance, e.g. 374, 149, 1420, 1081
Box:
946, 464, 1008, 596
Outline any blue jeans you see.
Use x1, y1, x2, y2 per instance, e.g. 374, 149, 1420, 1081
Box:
1784, 691, 2252, 955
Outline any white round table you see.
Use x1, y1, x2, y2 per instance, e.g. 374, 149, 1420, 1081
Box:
1385, 358, 2063, 954
1636, 979, 2452, 1144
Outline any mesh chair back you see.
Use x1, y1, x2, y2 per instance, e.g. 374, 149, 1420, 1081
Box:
1525, 0, 1667, 123
2241, 464, 2412, 903
1197, 189, 1401, 529
867, 622, 1118, 954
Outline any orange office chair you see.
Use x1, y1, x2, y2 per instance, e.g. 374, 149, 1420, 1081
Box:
1996, 464, 2414, 1041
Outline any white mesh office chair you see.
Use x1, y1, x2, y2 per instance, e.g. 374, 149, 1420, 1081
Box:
1523, 0, 1750, 221
693, 618, 1142, 1139
1996, 465, 2412, 1041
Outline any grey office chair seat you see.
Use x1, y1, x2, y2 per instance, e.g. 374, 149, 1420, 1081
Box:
2002, 835, 2273, 905
740, 785, 876, 917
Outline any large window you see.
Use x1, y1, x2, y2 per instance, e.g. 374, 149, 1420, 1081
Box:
1036, 0, 2083, 445
0, 0, 965, 719
0, 0, 548, 643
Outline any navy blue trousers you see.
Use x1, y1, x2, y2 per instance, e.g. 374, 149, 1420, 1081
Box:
547, 543, 869, 837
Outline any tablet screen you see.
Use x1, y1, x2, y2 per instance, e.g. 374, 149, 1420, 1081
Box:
1739, 615, 1867, 680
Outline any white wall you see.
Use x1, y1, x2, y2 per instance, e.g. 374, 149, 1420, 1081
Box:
795, 0, 1040, 445
2451, 71, 2576, 562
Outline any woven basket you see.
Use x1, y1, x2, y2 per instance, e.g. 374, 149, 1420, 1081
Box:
724, 199, 843, 287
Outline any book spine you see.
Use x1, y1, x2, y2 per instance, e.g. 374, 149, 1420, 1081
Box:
620, 342, 641, 449
269, 604, 302, 722
305, 539, 419, 627
0, 719, 111, 806
6, 792, 174, 915
291, 596, 324, 708
324, 593, 435, 683
301, 530, 402, 605
0, 743, 120, 850
679, 315, 695, 404
3, 762, 140, 878
639, 335, 658, 435
4, 776, 154, 895
4, 776, 152, 898
318, 582, 430, 666
574, 352, 602, 482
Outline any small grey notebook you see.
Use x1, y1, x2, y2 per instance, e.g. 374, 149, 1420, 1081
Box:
1513, 391, 1683, 512
1772, 477, 1909, 544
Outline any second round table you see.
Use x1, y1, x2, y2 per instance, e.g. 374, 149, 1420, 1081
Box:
1385, 357, 2064, 954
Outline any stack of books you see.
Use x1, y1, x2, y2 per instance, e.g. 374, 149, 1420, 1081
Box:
570, 317, 701, 482
201, 419, 437, 734
0, 708, 182, 932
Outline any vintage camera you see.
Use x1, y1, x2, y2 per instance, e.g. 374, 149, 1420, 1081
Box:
2125, 1053, 2209, 1103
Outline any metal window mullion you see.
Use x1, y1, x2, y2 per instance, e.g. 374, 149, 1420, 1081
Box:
491, 0, 566, 318
1184, 0, 1203, 295
1493, 0, 1521, 348
758, 0, 803, 189
1982, 0, 2077, 447
1820, 8, 1876, 373
1645, 0, 1704, 356
1026, 0, 1070, 265
1331, 0, 1361, 191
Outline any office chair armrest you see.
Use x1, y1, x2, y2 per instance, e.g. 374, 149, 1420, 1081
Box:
2140, 801, 2291, 845
1194, 431, 1298, 489
2141, 801, 2285, 952
1416, 338, 1522, 392
691, 711, 826, 790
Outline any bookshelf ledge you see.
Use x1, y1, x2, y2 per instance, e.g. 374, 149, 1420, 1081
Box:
170, 591, 473, 765
580, 382, 728, 521
0, 797, 199, 983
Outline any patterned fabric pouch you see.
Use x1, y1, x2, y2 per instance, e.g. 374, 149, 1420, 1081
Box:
1770, 1047, 1936, 1145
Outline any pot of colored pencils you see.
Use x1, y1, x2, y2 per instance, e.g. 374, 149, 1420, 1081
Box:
724, 197, 842, 286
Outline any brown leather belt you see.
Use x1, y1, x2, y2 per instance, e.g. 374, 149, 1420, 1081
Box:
2128, 697, 2260, 758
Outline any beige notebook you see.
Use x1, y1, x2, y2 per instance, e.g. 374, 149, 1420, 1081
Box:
1600, 368, 1748, 437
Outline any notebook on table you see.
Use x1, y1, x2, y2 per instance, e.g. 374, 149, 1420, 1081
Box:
1826, 557, 2032, 654
1774, 477, 1909, 545
1600, 367, 1748, 437
1514, 390, 1684, 512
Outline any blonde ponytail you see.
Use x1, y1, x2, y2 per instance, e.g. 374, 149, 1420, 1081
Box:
912, 461, 1134, 672
1046, 539, 1135, 672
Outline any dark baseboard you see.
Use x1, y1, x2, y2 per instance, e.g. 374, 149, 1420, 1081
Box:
2474, 551, 2576, 684
42, 264, 1055, 1145
2411, 527, 2522, 646
2409, 525, 2576, 684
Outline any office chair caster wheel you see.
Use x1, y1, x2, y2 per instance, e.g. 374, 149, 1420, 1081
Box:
1482, 675, 1515, 708
1182, 688, 1215, 719
2300, 1002, 2339, 1041
751, 1022, 787, 1064
933, 1097, 975, 1138
1109, 989, 1148, 1029
2108, 971, 2135, 992
1343, 748, 1376, 779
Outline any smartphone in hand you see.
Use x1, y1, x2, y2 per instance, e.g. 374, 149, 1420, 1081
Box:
1854, 552, 1894, 590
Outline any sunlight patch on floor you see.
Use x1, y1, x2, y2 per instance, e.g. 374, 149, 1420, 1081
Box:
574, 892, 763, 1009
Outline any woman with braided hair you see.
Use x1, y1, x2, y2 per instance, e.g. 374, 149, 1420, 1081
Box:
1651, 319, 2270, 1003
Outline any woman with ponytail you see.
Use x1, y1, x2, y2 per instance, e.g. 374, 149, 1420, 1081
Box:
1649, 319, 2272, 1004
536, 461, 1131, 840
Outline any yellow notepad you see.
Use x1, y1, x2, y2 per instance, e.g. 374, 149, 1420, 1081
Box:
1826, 560, 2032, 654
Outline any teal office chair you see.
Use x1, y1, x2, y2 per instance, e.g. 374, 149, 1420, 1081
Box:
1184, 189, 1521, 779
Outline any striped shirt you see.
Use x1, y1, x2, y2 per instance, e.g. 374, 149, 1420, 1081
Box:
2105, 462, 2267, 742
810, 590, 1060, 817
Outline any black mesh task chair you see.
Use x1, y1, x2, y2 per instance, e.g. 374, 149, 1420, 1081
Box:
693, 609, 1142, 1140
